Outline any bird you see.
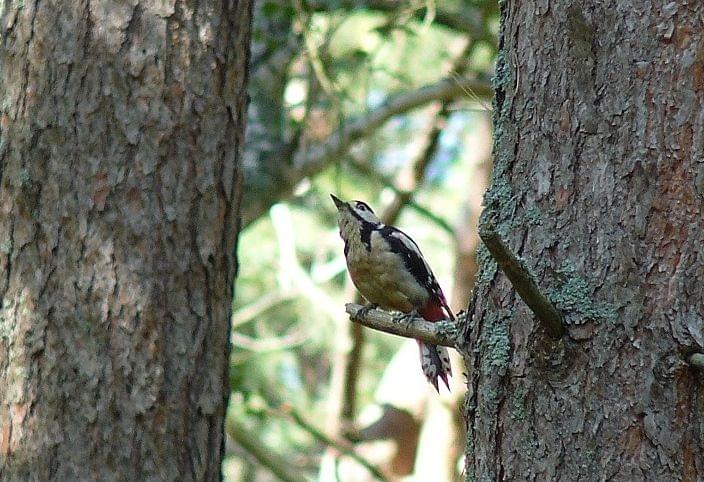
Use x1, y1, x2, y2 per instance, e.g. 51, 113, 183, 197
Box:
331, 194, 453, 391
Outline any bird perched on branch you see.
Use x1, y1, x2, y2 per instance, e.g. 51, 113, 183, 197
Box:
331, 194, 454, 391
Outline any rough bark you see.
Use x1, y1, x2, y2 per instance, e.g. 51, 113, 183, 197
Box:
0, 1, 251, 480
463, 1, 704, 481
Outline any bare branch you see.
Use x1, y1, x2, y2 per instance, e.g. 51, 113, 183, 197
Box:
308, 77, 492, 172
231, 291, 295, 328
231, 331, 307, 352
277, 405, 391, 482
345, 303, 458, 347
243, 76, 493, 227
226, 418, 309, 482
478, 223, 565, 339
348, 159, 456, 235
307, 0, 496, 43
270, 204, 341, 319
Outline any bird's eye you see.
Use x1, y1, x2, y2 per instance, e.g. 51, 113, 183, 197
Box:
357, 203, 367, 211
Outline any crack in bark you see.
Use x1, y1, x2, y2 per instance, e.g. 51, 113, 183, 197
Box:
1, 218, 14, 305
17, 0, 40, 119
118, 4, 142, 57
82, 0, 92, 54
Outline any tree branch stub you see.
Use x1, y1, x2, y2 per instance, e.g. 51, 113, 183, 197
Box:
478, 224, 565, 339
689, 353, 704, 371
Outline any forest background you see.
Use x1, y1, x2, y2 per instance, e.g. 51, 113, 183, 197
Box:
2, 0, 702, 481
230, 1, 497, 480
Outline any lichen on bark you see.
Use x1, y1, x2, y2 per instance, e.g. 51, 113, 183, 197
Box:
462, 1, 704, 480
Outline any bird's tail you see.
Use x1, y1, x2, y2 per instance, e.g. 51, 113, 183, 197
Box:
417, 341, 452, 392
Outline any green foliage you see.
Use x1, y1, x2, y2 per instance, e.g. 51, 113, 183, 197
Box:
229, 1, 498, 479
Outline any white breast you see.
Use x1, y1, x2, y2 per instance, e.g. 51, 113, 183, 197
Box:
346, 231, 429, 312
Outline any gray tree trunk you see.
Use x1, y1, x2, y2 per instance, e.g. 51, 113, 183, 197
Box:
463, 1, 704, 480
0, 1, 251, 480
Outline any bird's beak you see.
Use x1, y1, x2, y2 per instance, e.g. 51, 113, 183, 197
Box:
330, 194, 346, 211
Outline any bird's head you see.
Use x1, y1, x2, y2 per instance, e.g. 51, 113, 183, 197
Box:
330, 194, 382, 237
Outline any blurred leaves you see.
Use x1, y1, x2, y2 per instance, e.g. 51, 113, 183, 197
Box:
228, 1, 497, 480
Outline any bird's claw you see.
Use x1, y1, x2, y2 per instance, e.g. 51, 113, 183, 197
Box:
394, 310, 420, 330
357, 303, 378, 318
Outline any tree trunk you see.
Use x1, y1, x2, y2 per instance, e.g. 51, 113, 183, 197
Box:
463, 1, 704, 480
0, 1, 251, 480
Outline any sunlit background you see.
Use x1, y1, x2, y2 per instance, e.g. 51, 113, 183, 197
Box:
227, 1, 498, 480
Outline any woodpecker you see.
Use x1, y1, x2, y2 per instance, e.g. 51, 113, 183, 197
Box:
331, 194, 453, 391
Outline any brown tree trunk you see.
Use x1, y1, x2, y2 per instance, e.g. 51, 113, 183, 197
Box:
463, 1, 704, 480
0, 1, 251, 480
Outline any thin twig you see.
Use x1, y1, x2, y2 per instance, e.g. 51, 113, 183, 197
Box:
231, 291, 294, 328
306, 0, 495, 43
270, 204, 341, 319
277, 404, 391, 482
345, 303, 457, 347
243, 76, 492, 227
348, 159, 455, 235
296, 76, 493, 179
689, 353, 704, 371
293, 0, 337, 96
226, 418, 309, 482
478, 224, 565, 339
231, 331, 307, 352
449, 69, 492, 112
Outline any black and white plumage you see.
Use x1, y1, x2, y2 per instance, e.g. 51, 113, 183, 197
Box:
331, 194, 453, 391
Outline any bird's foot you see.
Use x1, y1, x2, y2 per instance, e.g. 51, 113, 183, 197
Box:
394, 309, 420, 330
357, 303, 379, 318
